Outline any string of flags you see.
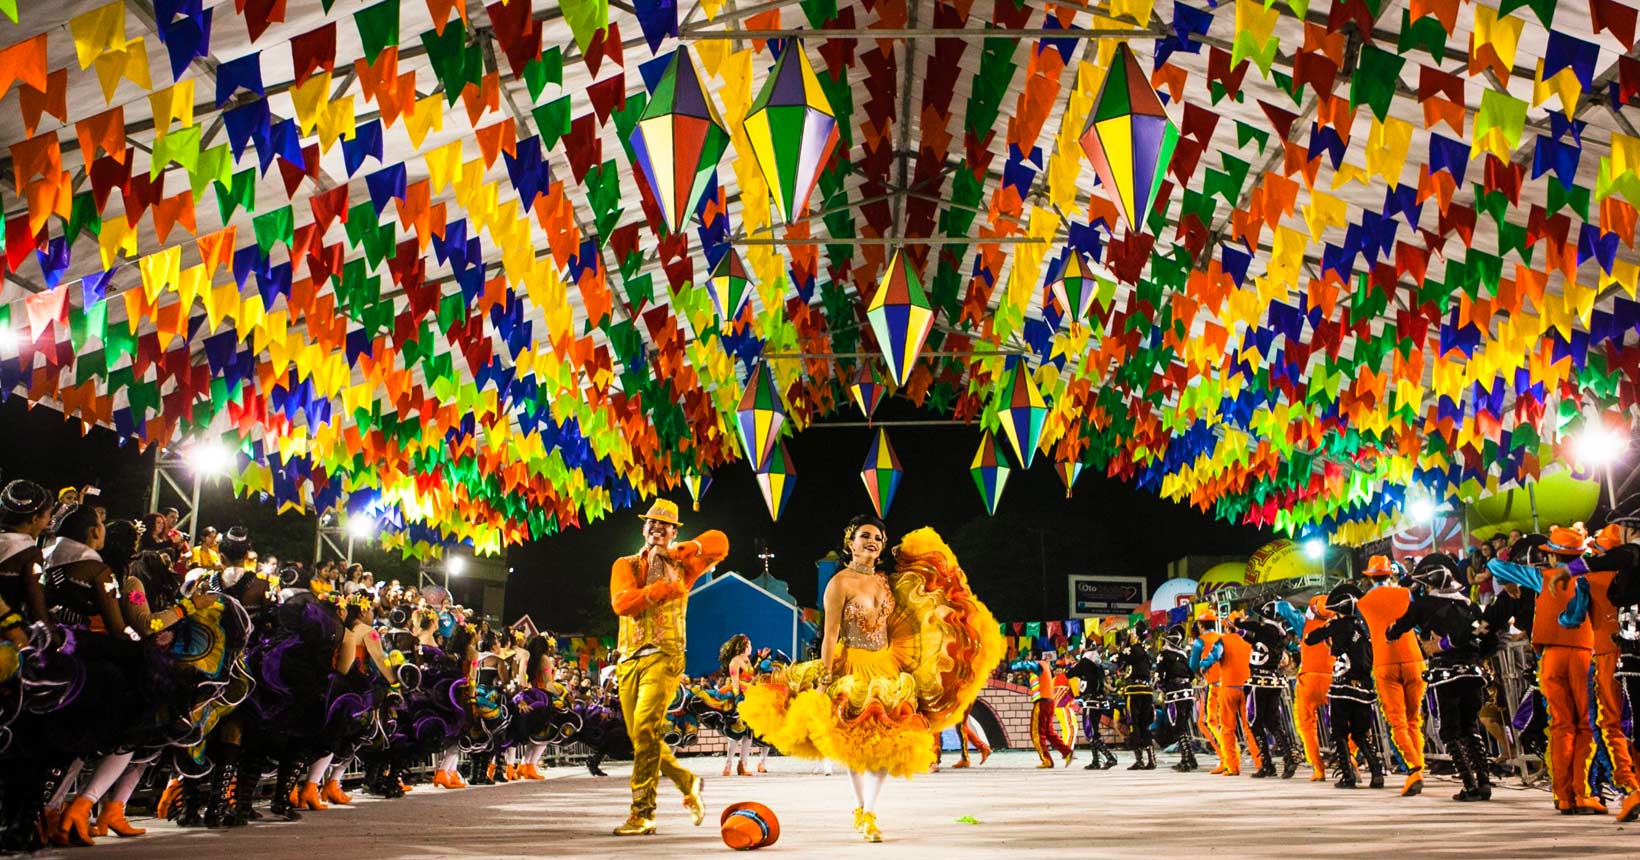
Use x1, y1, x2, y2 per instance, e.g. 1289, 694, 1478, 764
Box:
1, 1, 1639, 560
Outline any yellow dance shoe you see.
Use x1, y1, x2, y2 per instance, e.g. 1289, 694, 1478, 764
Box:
613, 815, 657, 836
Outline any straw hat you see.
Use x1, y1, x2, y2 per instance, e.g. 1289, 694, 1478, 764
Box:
720, 801, 780, 850
638, 499, 682, 527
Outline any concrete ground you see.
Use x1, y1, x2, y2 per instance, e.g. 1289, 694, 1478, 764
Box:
40, 751, 1639, 859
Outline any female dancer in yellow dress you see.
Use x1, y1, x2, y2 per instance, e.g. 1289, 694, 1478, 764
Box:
741, 515, 1004, 842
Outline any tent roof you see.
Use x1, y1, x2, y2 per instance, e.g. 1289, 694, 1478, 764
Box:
2, 0, 1638, 558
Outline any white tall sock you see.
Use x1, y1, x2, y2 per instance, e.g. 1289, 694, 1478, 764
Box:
78, 753, 135, 803
110, 762, 148, 804
847, 769, 867, 809
756, 743, 769, 767
307, 754, 334, 785
326, 760, 347, 783
439, 748, 460, 773
47, 760, 84, 810
861, 770, 888, 813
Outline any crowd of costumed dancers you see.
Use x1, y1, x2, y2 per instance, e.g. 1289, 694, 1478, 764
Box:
0, 476, 687, 852
1013, 497, 1640, 829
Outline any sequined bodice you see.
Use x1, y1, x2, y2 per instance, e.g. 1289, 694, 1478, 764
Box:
842, 577, 894, 651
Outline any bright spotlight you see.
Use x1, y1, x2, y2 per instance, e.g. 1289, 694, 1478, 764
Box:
187, 441, 233, 476
1574, 424, 1628, 469
1303, 539, 1326, 560
1407, 498, 1437, 523
0, 327, 18, 357
447, 556, 466, 576
345, 517, 376, 541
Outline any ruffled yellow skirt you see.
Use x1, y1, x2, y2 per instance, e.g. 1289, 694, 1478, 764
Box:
741, 528, 1005, 778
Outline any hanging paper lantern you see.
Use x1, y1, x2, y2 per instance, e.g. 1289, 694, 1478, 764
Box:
998, 362, 1048, 470
1050, 251, 1098, 326
1078, 42, 1179, 234
850, 364, 887, 423
736, 363, 786, 472
865, 250, 935, 387
684, 471, 712, 511
743, 39, 840, 223
970, 430, 1011, 516
707, 249, 751, 325
859, 428, 904, 518
756, 441, 798, 522
629, 46, 729, 233
1055, 459, 1084, 498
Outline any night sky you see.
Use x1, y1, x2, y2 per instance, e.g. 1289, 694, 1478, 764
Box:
502, 397, 1275, 635
0, 395, 1276, 636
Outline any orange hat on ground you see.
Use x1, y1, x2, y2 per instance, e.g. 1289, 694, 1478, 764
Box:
1363, 555, 1396, 577
721, 802, 780, 850
1545, 524, 1589, 556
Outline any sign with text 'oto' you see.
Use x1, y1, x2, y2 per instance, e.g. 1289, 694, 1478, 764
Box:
1068, 575, 1148, 617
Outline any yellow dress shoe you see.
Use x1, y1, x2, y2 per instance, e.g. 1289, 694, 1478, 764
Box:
852, 807, 865, 832
613, 815, 657, 836
861, 811, 883, 843
682, 775, 705, 827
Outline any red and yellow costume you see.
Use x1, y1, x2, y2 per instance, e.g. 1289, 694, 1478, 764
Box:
741, 528, 1004, 778
1028, 662, 1073, 767
1357, 555, 1427, 795
608, 502, 727, 829
1296, 597, 1334, 780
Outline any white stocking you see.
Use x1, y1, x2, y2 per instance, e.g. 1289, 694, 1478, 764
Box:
110, 762, 148, 804
756, 743, 769, 767
861, 769, 888, 813
47, 760, 84, 810
528, 742, 547, 766
307, 754, 334, 785
326, 760, 348, 783
439, 747, 461, 773
504, 747, 517, 765
847, 768, 867, 809
78, 752, 135, 802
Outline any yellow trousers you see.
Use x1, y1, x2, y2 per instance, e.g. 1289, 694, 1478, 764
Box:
617, 650, 696, 818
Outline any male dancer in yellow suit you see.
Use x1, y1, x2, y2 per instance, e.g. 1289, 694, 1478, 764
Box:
609, 499, 728, 835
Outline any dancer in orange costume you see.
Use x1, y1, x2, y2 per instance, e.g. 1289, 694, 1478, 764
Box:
1357, 554, 1427, 797
1296, 596, 1334, 781
1489, 528, 1604, 815
1572, 525, 1640, 815
1559, 499, 1640, 822
1188, 611, 1225, 771
1199, 612, 1256, 776
607, 499, 725, 836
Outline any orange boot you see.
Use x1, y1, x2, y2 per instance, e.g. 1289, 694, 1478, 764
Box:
58, 796, 96, 846
505, 763, 518, 781
39, 808, 64, 846
93, 801, 146, 838
154, 779, 182, 820
296, 781, 329, 810
523, 763, 546, 780
321, 780, 352, 805
445, 769, 468, 789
